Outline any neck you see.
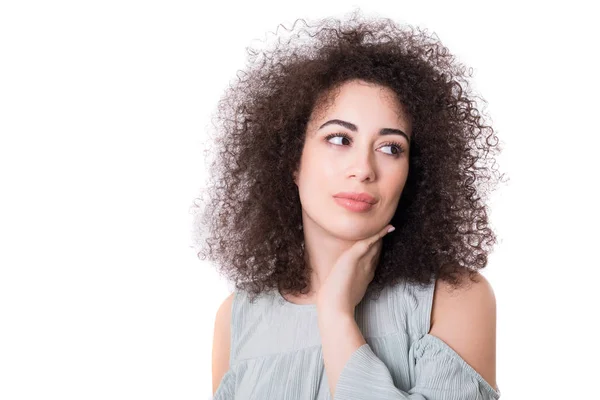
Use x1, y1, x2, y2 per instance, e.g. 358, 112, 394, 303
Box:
296, 213, 361, 296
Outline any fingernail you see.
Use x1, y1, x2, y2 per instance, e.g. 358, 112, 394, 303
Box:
387, 226, 395, 233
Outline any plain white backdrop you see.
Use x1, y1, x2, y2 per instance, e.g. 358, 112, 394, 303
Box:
1, 1, 598, 399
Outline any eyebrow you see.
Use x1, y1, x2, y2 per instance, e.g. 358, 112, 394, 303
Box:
317, 119, 410, 143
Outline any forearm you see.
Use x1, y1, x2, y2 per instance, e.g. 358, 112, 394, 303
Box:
317, 308, 366, 398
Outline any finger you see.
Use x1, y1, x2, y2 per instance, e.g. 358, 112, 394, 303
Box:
355, 225, 394, 256
369, 225, 394, 246
381, 224, 395, 237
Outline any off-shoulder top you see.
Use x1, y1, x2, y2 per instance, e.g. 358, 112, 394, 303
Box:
212, 278, 501, 399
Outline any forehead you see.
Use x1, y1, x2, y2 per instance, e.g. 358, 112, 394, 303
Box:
308, 80, 411, 132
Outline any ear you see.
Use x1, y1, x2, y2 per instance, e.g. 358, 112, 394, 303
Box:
292, 169, 298, 186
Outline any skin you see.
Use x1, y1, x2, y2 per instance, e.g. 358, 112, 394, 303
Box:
286, 78, 413, 305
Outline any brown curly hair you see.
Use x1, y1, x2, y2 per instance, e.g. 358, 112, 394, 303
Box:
191, 9, 507, 303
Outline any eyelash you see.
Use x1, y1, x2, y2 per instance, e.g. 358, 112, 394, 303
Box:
324, 132, 406, 157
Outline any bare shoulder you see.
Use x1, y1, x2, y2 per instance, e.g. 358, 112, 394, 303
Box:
429, 272, 498, 391
216, 292, 235, 320
212, 292, 235, 395
430, 272, 496, 329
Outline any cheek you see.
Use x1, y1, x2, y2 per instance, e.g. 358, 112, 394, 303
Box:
301, 151, 335, 181
301, 167, 330, 193
382, 169, 409, 200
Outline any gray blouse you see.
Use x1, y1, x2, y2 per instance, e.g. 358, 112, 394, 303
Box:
212, 278, 501, 399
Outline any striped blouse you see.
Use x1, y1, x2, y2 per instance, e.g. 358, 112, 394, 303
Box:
212, 278, 501, 399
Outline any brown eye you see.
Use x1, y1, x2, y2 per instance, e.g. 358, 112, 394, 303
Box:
380, 142, 405, 156
324, 133, 405, 158
325, 132, 351, 145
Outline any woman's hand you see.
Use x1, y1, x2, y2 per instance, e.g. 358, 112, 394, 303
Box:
316, 224, 395, 317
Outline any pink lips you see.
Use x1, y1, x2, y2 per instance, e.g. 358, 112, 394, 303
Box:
333, 192, 377, 212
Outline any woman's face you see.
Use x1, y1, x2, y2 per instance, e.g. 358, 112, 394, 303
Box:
293, 79, 412, 240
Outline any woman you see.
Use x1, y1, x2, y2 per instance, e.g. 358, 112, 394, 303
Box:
195, 9, 504, 400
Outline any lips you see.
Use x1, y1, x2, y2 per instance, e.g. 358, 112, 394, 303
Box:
332, 192, 377, 204
333, 197, 375, 212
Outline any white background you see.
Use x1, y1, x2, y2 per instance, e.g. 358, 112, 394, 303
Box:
1, 1, 598, 399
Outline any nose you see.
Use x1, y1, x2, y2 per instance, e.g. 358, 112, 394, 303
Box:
348, 149, 376, 182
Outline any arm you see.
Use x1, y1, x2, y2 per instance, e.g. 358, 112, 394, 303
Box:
318, 277, 499, 399
317, 311, 367, 397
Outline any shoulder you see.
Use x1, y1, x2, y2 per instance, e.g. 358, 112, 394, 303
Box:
214, 292, 235, 341
217, 291, 236, 317
212, 292, 235, 394
428, 272, 497, 390
429, 272, 496, 331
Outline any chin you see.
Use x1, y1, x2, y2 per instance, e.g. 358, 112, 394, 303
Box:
326, 220, 379, 241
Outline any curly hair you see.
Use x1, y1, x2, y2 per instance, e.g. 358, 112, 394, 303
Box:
191, 9, 507, 304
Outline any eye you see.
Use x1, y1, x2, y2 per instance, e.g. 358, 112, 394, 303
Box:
324, 133, 406, 158
325, 132, 352, 146
380, 142, 406, 156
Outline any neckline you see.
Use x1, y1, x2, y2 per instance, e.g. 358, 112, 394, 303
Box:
274, 288, 318, 310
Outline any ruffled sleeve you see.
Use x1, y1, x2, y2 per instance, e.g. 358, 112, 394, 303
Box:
212, 365, 236, 400
333, 333, 500, 400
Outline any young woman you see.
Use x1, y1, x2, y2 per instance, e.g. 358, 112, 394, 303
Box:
196, 9, 504, 400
